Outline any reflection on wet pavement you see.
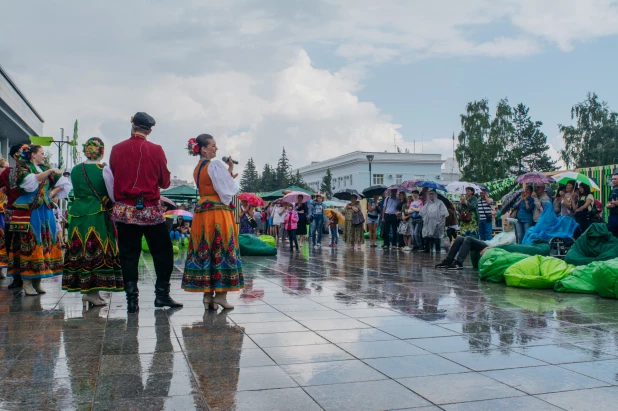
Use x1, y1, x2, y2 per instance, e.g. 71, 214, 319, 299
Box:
0, 246, 617, 410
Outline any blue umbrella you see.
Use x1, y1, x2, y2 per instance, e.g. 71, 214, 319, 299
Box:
418, 181, 447, 191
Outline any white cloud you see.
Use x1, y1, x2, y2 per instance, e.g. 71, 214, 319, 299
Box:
2, 0, 617, 183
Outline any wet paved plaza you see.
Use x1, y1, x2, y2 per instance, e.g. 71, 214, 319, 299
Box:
1, 245, 618, 410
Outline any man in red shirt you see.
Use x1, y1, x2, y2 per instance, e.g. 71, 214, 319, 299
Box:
0, 145, 26, 290
109, 112, 182, 313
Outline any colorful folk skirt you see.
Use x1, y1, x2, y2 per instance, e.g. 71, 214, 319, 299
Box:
8, 207, 63, 279
182, 200, 244, 292
62, 212, 123, 293
0, 213, 6, 268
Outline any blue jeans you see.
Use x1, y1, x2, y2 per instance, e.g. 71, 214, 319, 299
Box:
515, 221, 532, 244
311, 215, 324, 244
170, 231, 187, 243
478, 219, 493, 241
411, 218, 423, 248
330, 227, 338, 244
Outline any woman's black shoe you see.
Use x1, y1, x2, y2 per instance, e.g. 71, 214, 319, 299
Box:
154, 281, 184, 308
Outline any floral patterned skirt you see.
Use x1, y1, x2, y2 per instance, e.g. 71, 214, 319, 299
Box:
182, 208, 244, 292
8, 207, 63, 279
62, 212, 123, 293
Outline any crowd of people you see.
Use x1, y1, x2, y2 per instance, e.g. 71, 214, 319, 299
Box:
0, 112, 244, 314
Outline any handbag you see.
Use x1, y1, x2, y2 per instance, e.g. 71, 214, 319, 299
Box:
247, 215, 258, 229
81, 164, 113, 212
397, 221, 408, 235
459, 210, 471, 222
351, 210, 365, 225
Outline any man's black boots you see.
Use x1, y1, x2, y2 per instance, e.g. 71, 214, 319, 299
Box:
154, 281, 184, 308
125, 281, 139, 313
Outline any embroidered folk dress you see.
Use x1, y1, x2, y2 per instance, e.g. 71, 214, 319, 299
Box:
62, 163, 123, 293
182, 159, 244, 292
8, 163, 71, 279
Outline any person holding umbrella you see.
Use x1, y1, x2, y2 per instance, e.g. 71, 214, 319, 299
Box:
421, 189, 448, 253
574, 182, 595, 234
343, 193, 364, 249
310, 194, 325, 247
381, 188, 399, 249
295, 194, 309, 244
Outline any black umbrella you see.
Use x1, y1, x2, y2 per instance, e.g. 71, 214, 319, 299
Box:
500, 188, 523, 214
333, 189, 364, 201
437, 193, 454, 210
362, 185, 387, 198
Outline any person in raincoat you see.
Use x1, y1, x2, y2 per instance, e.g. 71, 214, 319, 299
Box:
420, 189, 448, 253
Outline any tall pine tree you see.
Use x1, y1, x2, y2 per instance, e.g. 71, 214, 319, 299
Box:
512, 104, 555, 174
239, 157, 260, 192
320, 168, 333, 199
275, 147, 292, 188
288, 169, 311, 191
260, 164, 277, 192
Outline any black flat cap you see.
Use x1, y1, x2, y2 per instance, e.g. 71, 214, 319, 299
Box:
132, 112, 156, 128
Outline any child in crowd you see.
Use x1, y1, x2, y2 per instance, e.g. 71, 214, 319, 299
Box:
284, 203, 299, 251
328, 212, 339, 247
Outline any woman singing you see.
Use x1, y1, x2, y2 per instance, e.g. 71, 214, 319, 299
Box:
62, 138, 123, 306
182, 135, 244, 309
8, 145, 71, 295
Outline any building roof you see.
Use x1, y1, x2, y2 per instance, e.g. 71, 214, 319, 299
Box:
0, 64, 44, 122
295, 150, 444, 174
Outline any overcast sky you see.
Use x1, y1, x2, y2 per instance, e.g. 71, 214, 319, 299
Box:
2, 0, 618, 180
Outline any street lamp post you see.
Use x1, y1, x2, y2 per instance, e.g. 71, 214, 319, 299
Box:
366, 154, 374, 186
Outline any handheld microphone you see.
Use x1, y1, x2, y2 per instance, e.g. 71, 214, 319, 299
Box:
222, 156, 239, 165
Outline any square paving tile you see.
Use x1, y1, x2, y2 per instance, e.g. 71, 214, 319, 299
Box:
513, 343, 617, 364
441, 396, 563, 410
298, 318, 372, 331
398, 373, 525, 405
250, 331, 329, 348
365, 354, 469, 378
336, 340, 427, 359
536, 386, 618, 411
408, 335, 484, 354
235, 365, 298, 391
560, 359, 618, 384
227, 387, 322, 411
227, 312, 292, 323
305, 379, 430, 410
282, 359, 387, 386
379, 324, 459, 339
316, 328, 398, 343
240, 321, 308, 334
483, 365, 610, 394
263, 343, 354, 365
442, 349, 547, 371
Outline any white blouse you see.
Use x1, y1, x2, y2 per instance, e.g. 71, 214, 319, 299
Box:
20, 166, 73, 199
207, 160, 238, 205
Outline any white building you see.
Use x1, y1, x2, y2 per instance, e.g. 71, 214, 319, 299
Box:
170, 176, 191, 188
440, 157, 462, 185
295, 151, 446, 193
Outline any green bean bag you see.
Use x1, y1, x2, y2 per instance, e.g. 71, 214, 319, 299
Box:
554, 261, 601, 294
565, 223, 618, 266
239, 234, 277, 256
592, 258, 618, 299
258, 235, 276, 247
478, 248, 530, 283
504, 255, 575, 289
498, 242, 550, 256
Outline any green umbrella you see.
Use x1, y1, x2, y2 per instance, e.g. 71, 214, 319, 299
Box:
552, 172, 600, 191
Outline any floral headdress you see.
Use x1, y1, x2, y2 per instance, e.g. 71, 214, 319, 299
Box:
186, 138, 200, 156
83, 138, 105, 160
16, 144, 34, 162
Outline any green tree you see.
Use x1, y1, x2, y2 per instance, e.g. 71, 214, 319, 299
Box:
289, 169, 311, 191
512, 103, 556, 173
320, 168, 333, 199
559, 92, 618, 168
487, 98, 514, 180
259, 163, 277, 192
275, 147, 292, 188
239, 157, 260, 192
456, 99, 491, 181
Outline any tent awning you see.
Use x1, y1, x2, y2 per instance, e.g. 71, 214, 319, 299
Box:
161, 184, 198, 200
